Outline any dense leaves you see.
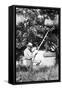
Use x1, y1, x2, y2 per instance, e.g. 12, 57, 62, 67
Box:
16, 7, 59, 55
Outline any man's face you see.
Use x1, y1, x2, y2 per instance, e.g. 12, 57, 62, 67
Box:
27, 46, 32, 50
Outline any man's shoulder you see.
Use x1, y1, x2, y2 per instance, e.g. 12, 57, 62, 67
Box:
24, 48, 29, 52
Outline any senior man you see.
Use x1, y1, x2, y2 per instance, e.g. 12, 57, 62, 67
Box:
23, 42, 33, 69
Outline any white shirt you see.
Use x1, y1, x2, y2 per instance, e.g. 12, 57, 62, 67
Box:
24, 48, 32, 59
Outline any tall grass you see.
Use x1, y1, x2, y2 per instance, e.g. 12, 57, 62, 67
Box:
16, 64, 59, 82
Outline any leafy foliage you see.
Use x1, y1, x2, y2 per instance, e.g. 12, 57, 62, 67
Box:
16, 8, 59, 61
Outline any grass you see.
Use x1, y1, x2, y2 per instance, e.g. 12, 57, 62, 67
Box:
16, 64, 59, 82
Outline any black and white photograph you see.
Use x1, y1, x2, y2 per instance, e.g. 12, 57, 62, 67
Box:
16, 6, 60, 83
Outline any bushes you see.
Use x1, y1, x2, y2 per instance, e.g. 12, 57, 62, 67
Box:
16, 8, 59, 50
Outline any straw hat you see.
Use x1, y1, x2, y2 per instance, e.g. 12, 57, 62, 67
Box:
27, 42, 33, 47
